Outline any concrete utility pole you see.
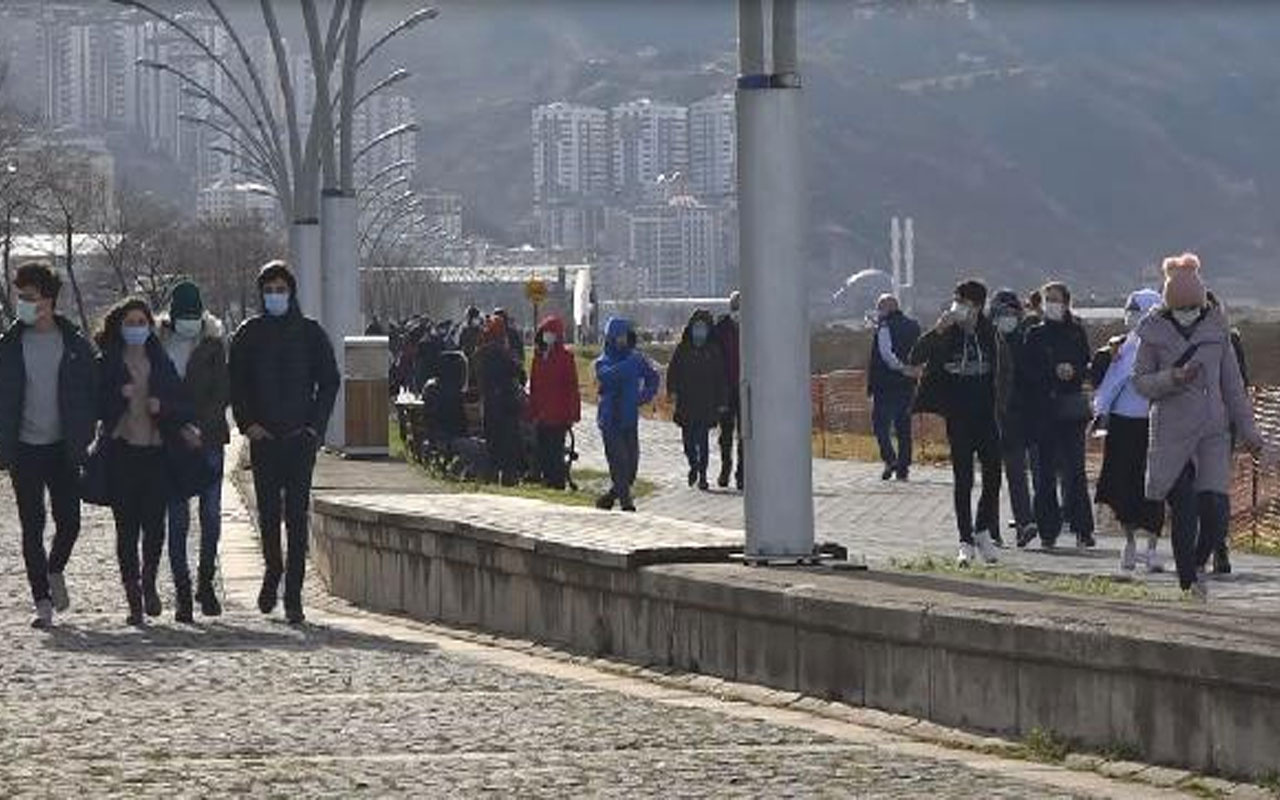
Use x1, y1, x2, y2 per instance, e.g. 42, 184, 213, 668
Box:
737, 0, 815, 561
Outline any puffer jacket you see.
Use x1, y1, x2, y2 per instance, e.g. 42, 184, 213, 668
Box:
0, 315, 98, 469
595, 318, 660, 434
529, 316, 580, 428
1134, 306, 1260, 499
666, 309, 728, 428
229, 293, 340, 439
157, 312, 231, 446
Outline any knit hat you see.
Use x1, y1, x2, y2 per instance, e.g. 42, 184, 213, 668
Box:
1162, 253, 1206, 309
170, 281, 203, 319
990, 289, 1022, 317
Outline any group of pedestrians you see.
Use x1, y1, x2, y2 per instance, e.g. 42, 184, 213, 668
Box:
1, 259, 339, 629
873, 252, 1262, 597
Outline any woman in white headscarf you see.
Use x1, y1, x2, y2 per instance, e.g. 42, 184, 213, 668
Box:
1093, 288, 1165, 572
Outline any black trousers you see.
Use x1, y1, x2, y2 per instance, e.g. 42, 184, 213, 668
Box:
536, 424, 569, 489
11, 442, 81, 603
603, 426, 640, 502
718, 398, 743, 481
1168, 462, 1229, 591
945, 412, 1002, 544
681, 422, 711, 474
484, 410, 521, 486
109, 444, 168, 588
250, 436, 318, 609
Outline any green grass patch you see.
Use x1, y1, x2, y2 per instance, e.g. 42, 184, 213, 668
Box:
1016, 727, 1071, 763
389, 418, 653, 507
888, 553, 1183, 603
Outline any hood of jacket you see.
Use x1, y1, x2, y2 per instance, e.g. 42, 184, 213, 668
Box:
680, 309, 716, 346
603, 317, 634, 360
537, 315, 568, 350
157, 311, 225, 343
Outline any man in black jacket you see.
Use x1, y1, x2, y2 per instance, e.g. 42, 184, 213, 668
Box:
0, 262, 98, 629
868, 294, 921, 481
229, 261, 340, 625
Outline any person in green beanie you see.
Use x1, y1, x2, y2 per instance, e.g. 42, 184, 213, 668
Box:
158, 280, 230, 620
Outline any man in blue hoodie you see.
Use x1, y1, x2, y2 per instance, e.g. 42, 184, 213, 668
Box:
594, 318, 660, 511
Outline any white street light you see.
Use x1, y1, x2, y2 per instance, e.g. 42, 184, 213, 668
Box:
352, 68, 411, 113
354, 123, 421, 166
357, 7, 438, 69
358, 176, 410, 211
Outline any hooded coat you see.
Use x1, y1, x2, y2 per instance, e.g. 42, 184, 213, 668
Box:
529, 316, 581, 428
666, 309, 728, 428
594, 318, 660, 434
1092, 289, 1161, 420
1134, 306, 1260, 499
157, 312, 230, 446
228, 269, 341, 439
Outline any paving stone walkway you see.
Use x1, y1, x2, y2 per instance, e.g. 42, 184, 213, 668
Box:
573, 406, 1280, 611
0, 446, 1224, 797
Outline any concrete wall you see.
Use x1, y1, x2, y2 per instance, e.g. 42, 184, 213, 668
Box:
311, 499, 1280, 780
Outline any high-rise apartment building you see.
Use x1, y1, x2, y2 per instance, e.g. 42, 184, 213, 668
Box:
689, 93, 736, 200
352, 93, 416, 190
532, 102, 609, 202
610, 99, 688, 201
628, 194, 723, 298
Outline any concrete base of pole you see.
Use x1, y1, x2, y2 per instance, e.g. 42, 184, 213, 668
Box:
321, 191, 359, 449
291, 221, 323, 321
738, 86, 815, 560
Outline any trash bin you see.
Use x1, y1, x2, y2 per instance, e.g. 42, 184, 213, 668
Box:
344, 335, 389, 455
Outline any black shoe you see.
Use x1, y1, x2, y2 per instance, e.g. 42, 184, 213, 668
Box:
697, 474, 709, 491
1213, 548, 1232, 575
620, 498, 637, 512
258, 574, 280, 614
175, 580, 194, 624
895, 468, 909, 482
595, 492, 616, 511
143, 581, 163, 618
1077, 532, 1097, 549
735, 473, 744, 491
125, 582, 144, 627
718, 465, 731, 488
196, 573, 223, 617
285, 604, 306, 625
687, 468, 697, 487
881, 465, 894, 481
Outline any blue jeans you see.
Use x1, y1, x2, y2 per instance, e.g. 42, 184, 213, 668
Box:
167, 447, 225, 586
872, 390, 913, 473
681, 422, 711, 474
603, 427, 639, 502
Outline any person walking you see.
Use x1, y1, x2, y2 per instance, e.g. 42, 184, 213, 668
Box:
1093, 289, 1166, 573
1134, 253, 1262, 599
667, 309, 729, 491
459, 306, 483, 360
229, 261, 340, 625
989, 290, 1036, 547
529, 315, 580, 490
475, 316, 523, 486
0, 262, 97, 629
97, 297, 202, 626
868, 293, 921, 482
594, 318, 660, 511
1023, 282, 1096, 549
159, 281, 230, 619
1205, 291, 1249, 576
713, 291, 744, 490
909, 280, 1008, 566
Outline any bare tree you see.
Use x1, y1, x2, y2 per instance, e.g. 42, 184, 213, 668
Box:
183, 212, 283, 328
92, 184, 184, 305
30, 146, 106, 332
0, 58, 35, 324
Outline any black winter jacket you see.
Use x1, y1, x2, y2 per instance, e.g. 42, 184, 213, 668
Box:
0, 316, 98, 470
229, 307, 341, 439
1021, 316, 1091, 430
908, 316, 1012, 425
667, 310, 729, 428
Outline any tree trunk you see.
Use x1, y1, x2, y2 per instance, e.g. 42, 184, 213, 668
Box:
1, 209, 13, 322
64, 221, 90, 333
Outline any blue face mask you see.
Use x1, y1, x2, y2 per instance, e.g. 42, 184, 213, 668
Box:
122, 324, 150, 346
691, 324, 709, 345
16, 299, 40, 326
264, 291, 290, 317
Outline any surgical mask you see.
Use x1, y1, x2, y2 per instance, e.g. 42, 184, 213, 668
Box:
730, 310, 740, 322
468, 318, 480, 328
174, 318, 202, 339
1125, 310, 1143, 330
543, 332, 557, 347
1044, 302, 1066, 322
16, 299, 39, 326
264, 291, 290, 317
122, 324, 150, 346
1172, 308, 1202, 328
950, 301, 975, 326
691, 324, 709, 345
995, 316, 1019, 335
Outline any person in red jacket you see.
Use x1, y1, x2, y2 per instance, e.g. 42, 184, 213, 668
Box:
529, 316, 581, 489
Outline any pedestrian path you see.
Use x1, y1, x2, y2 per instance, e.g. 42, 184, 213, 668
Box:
574, 406, 1280, 611
0, 447, 1204, 797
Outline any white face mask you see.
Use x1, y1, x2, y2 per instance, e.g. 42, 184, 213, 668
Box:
1044, 301, 1066, 322
1172, 308, 1203, 328
16, 299, 40, 326
995, 316, 1019, 335
1125, 311, 1143, 330
950, 301, 976, 326
543, 332, 557, 347
174, 318, 202, 339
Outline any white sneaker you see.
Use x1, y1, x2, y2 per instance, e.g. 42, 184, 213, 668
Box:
957, 542, 976, 567
32, 599, 53, 629
1187, 580, 1208, 602
1144, 539, 1165, 573
49, 573, 69, 612
974, 530, 999, 564
1120, 537, 1137, 572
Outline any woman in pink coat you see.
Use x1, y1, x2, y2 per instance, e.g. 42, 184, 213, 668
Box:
1133, 253, 1263, 598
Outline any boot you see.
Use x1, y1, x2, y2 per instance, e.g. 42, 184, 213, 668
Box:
174, 578, 194, 624
697, 470, 709, 492
125, 581, 144, 627
142, 575, 163, 618
258, 571, 281, 614
196, 567, 222, 617
594, 491, 617, 511
718, 462, 731, 489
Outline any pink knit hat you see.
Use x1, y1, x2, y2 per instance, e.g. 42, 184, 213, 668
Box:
1162, 252, 1206, 309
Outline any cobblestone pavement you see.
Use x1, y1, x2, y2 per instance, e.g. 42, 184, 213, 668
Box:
0, 459, 1204, 798
574, 407, 1280, 610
